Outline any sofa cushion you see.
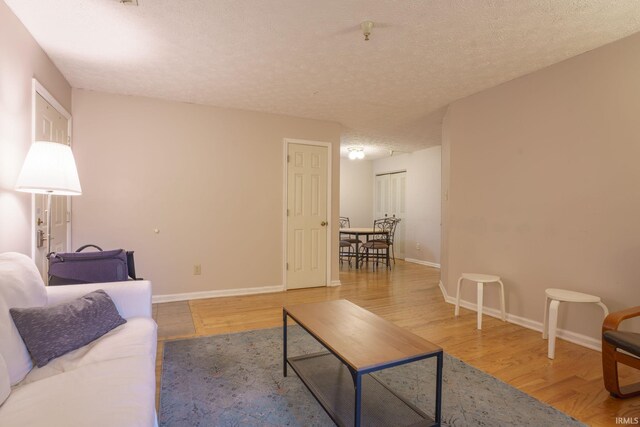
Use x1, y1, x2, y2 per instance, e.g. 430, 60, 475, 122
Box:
10, 290, 126, 368
22, 317, 157, 385
0, 252, 47, 385
0, 356, 157, 427
0, 353, 9, 406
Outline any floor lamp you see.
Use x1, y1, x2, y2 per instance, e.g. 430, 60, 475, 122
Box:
15, 141, 82, 280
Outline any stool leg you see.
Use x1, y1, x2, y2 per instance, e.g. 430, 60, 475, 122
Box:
477, 282, 484, 330
597, 301, 609, 318
542, 296, 549, 339
455, 277, 463, 316
548, 299, 560, 359
497, 279, 506, 321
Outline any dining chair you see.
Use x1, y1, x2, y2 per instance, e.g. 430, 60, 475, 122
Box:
369, 216, 401, 265
339, 240, 354, 267
384, 216, 401, 265
360, 218, 397, 270
339, 216, 355, 267
339, 216, 361, 245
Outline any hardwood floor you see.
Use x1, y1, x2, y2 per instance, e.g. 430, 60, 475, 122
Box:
153, 260, 640, 426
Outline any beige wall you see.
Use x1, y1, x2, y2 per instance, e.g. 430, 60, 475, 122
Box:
373, 148, 441, 265
0, 2, 71, 254
339, 159, 373, 227
71, 89, 343, 297
442, 31, 640, 340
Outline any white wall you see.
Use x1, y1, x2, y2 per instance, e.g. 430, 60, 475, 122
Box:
339, 159, 373, 227
442, 31, 640, 341
373, 147, 441, 265
71, 89, 343, 298
0, 2, 71, 254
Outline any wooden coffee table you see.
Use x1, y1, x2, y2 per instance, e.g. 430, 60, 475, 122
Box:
283, 299, 443, 426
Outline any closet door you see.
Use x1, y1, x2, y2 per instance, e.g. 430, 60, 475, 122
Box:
374, 174, 390, 222
373, 172, 406, 259
389, 172, 406, 259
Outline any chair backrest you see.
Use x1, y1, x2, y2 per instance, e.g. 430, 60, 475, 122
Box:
339, 217, 350, 228
372, 218, 393, 241
387, 218, 400, 244
373, 218, 400, 244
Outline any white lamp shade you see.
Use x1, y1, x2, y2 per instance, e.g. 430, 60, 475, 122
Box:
15, 141, 82, 195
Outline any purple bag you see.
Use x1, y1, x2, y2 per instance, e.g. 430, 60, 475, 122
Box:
48, 245, 129, 286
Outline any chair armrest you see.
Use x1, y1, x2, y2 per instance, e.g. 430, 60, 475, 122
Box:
45, 280, 153, 320
603, 306, 640, 333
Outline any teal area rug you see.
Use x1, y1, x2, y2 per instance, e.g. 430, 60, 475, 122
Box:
159, 326, 585, 426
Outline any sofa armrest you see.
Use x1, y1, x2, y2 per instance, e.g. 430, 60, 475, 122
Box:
45, 281, 153, 319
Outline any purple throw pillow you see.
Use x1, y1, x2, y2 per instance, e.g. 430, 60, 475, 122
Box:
10, 289, 126, 367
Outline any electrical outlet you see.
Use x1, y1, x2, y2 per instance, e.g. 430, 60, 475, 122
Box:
416, 242, 421, 250
193, 264, 201, 275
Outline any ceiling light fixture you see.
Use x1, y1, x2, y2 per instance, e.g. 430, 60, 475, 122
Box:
348, 147, 365, 160
361, 21, 374, 41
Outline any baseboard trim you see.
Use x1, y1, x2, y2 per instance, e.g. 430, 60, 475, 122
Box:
438, 281, 602, 352
329, 280, 342, 287
152, 285, 285, 304
404, 258, 441, 269
438, 280, 447, 299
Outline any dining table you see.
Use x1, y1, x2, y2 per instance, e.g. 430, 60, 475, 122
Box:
339, 227, 389, 269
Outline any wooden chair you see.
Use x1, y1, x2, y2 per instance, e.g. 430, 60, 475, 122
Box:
602, 306, 640, 398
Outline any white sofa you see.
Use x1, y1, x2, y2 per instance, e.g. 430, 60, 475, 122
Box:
0, 252, 158, 427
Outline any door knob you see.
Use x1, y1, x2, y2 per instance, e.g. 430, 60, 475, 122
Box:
320, 221, 328, 227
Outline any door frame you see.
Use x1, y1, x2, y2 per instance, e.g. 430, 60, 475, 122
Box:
30, 78, 73, 260
282, 138, 333, 290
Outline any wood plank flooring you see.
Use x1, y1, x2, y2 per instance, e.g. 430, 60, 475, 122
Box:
153, 260, 640, 426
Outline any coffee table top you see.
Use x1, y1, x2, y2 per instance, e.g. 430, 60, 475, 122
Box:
284, 299, 441, 372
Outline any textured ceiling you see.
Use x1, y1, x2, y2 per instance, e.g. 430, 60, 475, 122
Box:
6, 0, 640, 159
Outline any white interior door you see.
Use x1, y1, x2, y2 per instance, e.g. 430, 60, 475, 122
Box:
374, 171, 406, 259
34, 92, 71, 280
389, 172, 406, 259
287, 143, 328, 289
374, 174, 390, 221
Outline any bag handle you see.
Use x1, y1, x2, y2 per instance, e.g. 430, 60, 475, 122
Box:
76, 244, 103, 252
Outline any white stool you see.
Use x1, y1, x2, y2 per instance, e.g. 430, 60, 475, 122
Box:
455, 273, 506, 330
542, 288, 609, 359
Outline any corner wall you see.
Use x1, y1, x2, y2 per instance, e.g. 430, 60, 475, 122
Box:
0, 2, 71, 254
442, 31, 640, 341
71, 89, 343, 298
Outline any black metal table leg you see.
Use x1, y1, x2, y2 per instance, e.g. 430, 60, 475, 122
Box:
435, 351, 443, 425
283, 309, 288, 377
354, 236, 360, 269
354, 372, 362, 426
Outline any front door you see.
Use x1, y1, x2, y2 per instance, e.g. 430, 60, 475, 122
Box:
34, 92, 71, 280
286, 143, 328, 289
